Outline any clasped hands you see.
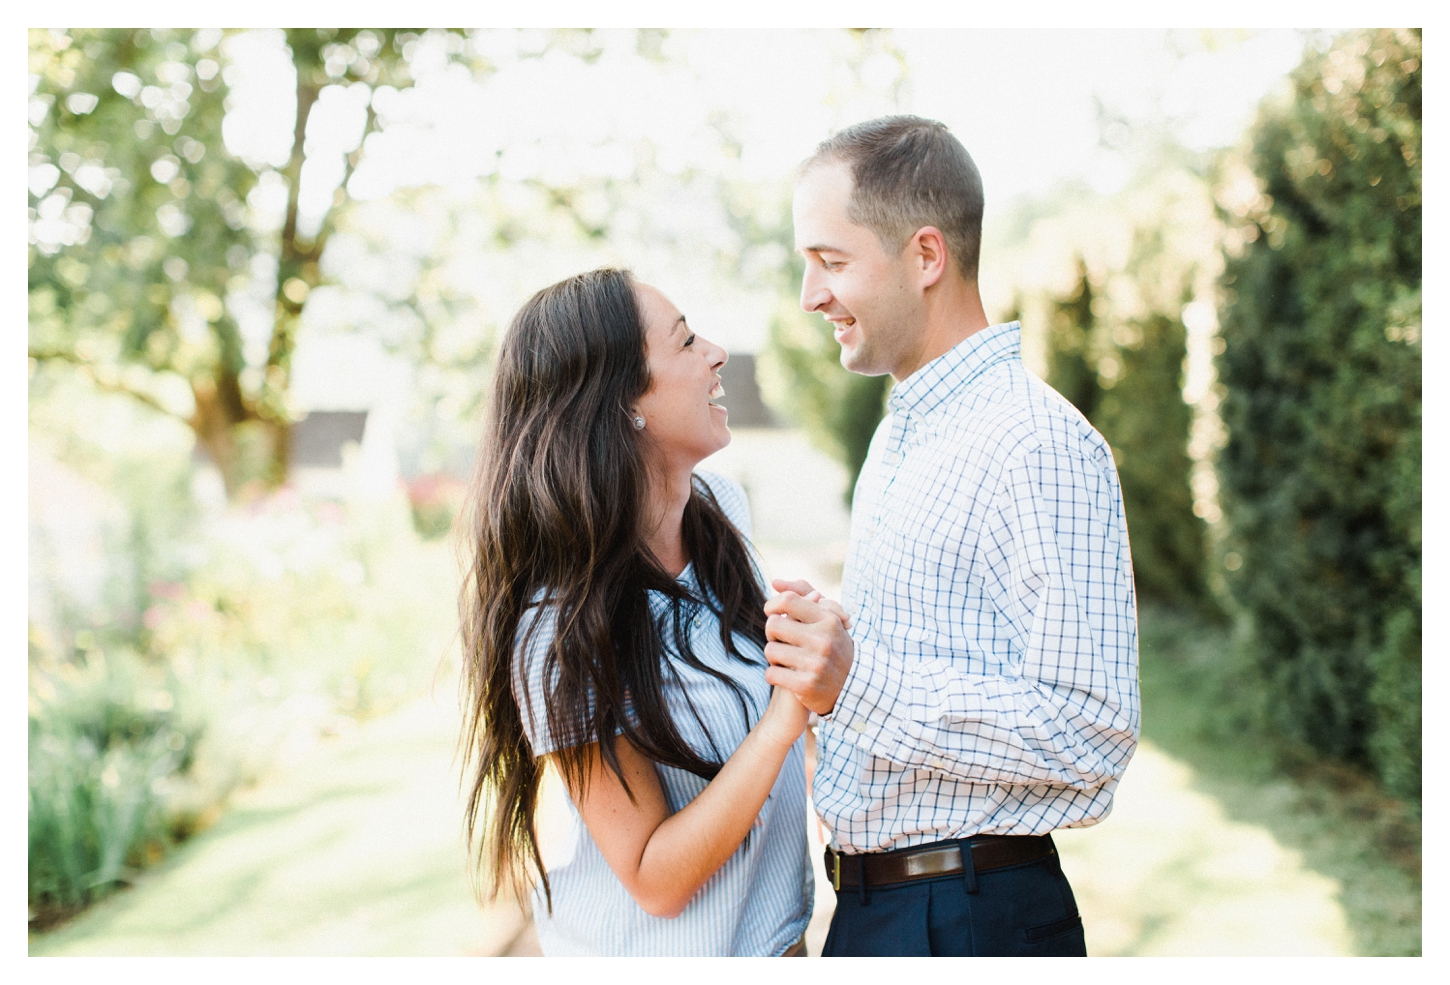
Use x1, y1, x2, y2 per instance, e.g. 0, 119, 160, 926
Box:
763, 578, 854, 716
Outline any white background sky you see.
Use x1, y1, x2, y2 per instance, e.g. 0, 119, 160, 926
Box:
216, 27, 1317, 362
226, 28, 1312, 220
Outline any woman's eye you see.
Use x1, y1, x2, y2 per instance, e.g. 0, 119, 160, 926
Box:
684, 334, 696, 347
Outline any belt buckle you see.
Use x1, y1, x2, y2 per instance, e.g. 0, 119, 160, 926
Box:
828, 847, 841, 891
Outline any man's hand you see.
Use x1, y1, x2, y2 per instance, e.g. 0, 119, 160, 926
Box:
763, 578, 853, 716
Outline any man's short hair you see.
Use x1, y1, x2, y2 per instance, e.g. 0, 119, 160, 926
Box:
802, 115, 984, 280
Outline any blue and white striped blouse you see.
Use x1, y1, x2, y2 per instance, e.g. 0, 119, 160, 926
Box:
513, 470, 814, 956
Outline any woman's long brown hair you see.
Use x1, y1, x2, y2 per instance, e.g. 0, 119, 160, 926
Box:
458, 268, 768, 911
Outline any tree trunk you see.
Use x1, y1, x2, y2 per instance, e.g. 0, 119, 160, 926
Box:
189, 371, 288, 499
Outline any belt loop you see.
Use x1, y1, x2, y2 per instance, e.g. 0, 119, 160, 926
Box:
957, 839, 979, 895
857, 855, 870, 906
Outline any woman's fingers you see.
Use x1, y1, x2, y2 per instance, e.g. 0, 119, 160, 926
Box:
764, 661, 811, 693
765, 590, 852, 629
771, 577, 817, 597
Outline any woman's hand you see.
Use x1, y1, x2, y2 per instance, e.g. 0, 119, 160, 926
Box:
759, 684, 811, 748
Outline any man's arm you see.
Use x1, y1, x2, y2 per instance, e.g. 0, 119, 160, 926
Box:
766, 438, 1139, 789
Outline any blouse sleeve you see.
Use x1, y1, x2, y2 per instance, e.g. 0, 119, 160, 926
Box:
512, 602, 581, 757
514, 598, 632, 757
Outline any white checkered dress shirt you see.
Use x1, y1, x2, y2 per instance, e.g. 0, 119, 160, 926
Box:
814, 321, 1140, 854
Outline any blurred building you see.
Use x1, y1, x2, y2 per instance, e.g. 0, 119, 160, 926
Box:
286, 333, 406, 501
717, 354, 782, 429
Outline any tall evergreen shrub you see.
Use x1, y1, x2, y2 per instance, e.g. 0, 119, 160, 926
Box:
1045, 253, 1206, 607
1215, 29, 1420, 799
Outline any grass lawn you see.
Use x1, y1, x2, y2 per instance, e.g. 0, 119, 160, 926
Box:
1136, 605, 1422, 956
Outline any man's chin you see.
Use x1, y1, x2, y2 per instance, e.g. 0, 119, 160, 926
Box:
839, 346, 876, 376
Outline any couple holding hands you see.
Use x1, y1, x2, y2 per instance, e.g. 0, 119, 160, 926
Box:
458, 116, 1140, 957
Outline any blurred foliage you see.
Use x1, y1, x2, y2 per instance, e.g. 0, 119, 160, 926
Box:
28, 28, 460, 497
28, 374, 455, 926
1045, 262, 1100, 422
29, 645, 204, 925
404, 472, 469, 540
1043, 248, 1208, 609
1213, 29, 1420, 802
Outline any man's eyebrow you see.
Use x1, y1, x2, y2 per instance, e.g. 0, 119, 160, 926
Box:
799, 243, 843, 255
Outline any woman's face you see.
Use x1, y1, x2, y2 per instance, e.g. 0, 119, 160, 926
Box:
633, 282, 731, 471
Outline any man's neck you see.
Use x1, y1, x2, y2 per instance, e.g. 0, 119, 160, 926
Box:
892, 277, 992, 383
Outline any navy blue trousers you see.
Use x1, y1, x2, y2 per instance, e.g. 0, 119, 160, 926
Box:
821, 847, 1087, 957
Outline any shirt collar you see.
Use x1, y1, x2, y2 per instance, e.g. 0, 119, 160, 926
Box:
887, 320, 1022, 418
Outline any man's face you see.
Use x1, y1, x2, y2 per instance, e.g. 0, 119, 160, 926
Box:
792, 162, 924, 379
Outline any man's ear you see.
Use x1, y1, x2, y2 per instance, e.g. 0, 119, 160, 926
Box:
910, 226, 949, 289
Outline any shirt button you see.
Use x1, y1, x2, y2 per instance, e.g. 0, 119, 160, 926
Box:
852, 720, 867, 735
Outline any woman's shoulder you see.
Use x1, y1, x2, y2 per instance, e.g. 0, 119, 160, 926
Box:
693, 469, 752, 539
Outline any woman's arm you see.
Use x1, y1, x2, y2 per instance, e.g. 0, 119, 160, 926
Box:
556, 685, 809, 919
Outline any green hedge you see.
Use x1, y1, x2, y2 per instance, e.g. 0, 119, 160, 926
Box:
1214, 29, 1421, 800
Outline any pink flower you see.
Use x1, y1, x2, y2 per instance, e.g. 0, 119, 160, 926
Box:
148, 581, 185, 602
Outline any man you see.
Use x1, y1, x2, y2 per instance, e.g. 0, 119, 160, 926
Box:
762, 116, 1140, 957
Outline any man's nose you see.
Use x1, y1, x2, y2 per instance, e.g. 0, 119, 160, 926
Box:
800, 268, 830, 313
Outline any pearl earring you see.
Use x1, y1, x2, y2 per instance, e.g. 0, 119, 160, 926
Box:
633, 416, 645, 430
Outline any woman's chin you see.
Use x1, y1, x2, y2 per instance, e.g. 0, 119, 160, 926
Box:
704, 424, 732, 459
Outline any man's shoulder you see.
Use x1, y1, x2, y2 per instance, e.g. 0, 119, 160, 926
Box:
936, 361, 1108, 466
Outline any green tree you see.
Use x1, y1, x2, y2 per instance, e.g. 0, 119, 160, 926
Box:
1214, 29, 1420, 799
1044, 248, 1207, 608
1091, 268, 1205, 607
1045, 260, 1100, 422
28, 28, 457, 497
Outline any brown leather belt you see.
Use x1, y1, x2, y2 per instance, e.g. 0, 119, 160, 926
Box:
826, 835, 1056, 891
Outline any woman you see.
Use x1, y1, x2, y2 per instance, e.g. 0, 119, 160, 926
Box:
458, 268, 815, 956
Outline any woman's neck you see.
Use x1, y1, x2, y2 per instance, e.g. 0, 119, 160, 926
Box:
644, 462, 695, 578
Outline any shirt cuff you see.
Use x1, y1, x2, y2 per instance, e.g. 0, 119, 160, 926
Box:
819, 630, 902, 744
